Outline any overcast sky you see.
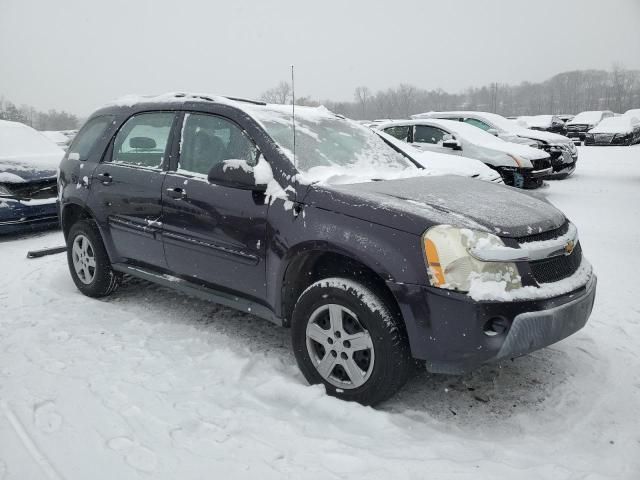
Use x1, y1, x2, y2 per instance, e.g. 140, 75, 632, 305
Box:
1, 0, 639, 115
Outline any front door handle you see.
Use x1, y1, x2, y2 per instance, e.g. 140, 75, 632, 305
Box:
166, 187, 187, 200
97, 172, 112, 185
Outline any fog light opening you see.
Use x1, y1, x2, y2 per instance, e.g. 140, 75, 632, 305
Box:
483, 317, 509, 337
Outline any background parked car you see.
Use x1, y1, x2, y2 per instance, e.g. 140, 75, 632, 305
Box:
0, 120, 63, 234
517, 115, 567, 135
375, 119, 551, 188
374, 129, 504, 184
565, 110, 614, 142
624, 108, 640, 119
411, 111, 578, 179
41, 130, 73, 150
584, 115, 640, 146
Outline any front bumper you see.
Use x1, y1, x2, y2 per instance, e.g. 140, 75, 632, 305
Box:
0, 197, 59, 235
388, 274, 597, 374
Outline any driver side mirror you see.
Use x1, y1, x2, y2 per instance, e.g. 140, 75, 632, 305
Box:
487, 128, 499, 136
442, 139, 462, 150
207, 159, 267, 192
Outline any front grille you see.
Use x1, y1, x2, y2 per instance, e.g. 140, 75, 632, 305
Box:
519, 221, 569, 243
567, 124, 589, 132
529, 242, 582, 284
530, 157, 552, 170
1, 178, 57, 200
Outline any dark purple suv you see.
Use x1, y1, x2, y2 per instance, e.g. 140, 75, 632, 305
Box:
57, 93, 596, 405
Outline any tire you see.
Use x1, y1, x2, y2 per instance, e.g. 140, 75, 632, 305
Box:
66, 219, 121, 297
291, 277, 412, 406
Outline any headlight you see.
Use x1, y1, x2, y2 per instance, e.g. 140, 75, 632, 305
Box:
0, 185, 13, 197
422, 225, 522, 292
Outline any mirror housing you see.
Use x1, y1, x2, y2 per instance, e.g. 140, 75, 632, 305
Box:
487, 128, 499, 136
207, 160, 266, 191
442, 139, 462, 150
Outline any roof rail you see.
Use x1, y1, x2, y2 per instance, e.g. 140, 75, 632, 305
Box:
223, 96, 267, 106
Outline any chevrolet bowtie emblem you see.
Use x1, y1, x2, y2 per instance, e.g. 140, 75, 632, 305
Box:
564, 240, 575, 255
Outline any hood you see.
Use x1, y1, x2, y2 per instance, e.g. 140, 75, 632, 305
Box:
305, 175, 565, 238
513, 127, 571, 145
0, 155, 60, 183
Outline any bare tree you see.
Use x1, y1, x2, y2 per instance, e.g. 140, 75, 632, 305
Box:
260, 81, 292, 104
354, 86, 371, 119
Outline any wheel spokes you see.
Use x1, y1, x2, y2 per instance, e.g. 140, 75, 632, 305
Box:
328, 304, 343, 333
341, 356, 366, 388
316, 352, 337, 378
344, 332, 372, 352
306, 323, 330, 345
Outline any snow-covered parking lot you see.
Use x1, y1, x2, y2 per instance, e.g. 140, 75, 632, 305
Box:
1, 146, 639, 480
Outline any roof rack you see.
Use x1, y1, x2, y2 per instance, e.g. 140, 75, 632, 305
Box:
223, 96, 267, 106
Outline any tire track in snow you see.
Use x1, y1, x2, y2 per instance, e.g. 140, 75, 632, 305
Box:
0, 401, 64, 480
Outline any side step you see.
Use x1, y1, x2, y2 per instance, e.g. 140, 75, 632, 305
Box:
112, 263, 282, 326
26, 246, 67, 259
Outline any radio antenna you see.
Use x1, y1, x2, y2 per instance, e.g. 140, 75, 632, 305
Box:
291, 64, 297, 170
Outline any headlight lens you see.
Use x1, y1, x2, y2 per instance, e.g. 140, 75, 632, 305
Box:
422, 225, 522, 292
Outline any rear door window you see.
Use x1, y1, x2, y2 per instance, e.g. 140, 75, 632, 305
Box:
382, 125, 410, 142
67, 115, 115, 160
111, 112, 175, 169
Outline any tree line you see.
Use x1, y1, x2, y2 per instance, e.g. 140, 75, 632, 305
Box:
0, 97, 79, 130
262, 66, 640, 120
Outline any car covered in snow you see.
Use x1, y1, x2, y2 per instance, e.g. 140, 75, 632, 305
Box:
0, 120, 63, 234
565, 110, 614, 142
58, 93, 597, 405
374, 130, 504, 184
584, 115, 640, 146
375, 119, 552, 188
412, 111, 578, 178
517, 115, 567, 135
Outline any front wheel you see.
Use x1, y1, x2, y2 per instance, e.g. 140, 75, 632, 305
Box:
67, 219, 121, 297
291, 277, 412, 405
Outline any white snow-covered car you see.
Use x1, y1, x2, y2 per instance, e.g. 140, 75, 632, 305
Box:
624, 108, 640, 119
375, 119, 551, 188
40, 130, 75, 150
516, 115, 567, 135
374, 129, 504, 184
584, 115, 640, 146
412, 111, 578, 178
564, 110, 614, 142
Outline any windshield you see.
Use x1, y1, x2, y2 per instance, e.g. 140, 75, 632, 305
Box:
245, 105, 416, 184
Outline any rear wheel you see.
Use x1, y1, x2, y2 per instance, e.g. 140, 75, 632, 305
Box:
291, 277, 412, 405
67, 220, 121, 297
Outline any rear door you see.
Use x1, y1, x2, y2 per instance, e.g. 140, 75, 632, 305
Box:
161, 110, 269, 301
89, 111, 177, 268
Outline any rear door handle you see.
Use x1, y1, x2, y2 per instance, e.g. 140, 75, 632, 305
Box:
97, 172, 112, 185
166, 187, 187, 200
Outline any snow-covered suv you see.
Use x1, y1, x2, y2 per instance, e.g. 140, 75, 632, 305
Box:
57, 93, 597, 405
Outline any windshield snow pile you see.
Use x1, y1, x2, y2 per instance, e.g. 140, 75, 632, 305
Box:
589, 116, 638, 133
0, 120, 64, 176
244, 105, 418, 184
569, 111, 604, 125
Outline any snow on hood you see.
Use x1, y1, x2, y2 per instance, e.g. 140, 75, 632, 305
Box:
0, 120, 63, 182
306, 175, 565, 237
518, 115, 554, 128
589, 116, 639, 134
567, 111, 606, 125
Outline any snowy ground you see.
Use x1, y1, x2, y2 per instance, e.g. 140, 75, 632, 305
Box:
1, 146, 639, 480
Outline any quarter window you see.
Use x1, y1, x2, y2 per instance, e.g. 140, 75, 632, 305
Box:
383, 125, 410, 141
178, 113, 258, 175
67, 115, 115, 160
111, 112, 175, 169
414, 125, 447, 144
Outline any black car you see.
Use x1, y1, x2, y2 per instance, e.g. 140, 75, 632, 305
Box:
584, 115, 640, 146
519, 115, 567, 135
58, 93, 597, 405
565, 111, 614, 142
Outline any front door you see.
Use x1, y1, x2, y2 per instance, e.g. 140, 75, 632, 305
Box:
161, 112, 268, 301
89, 111, 176, 269
412, 125, 461, 157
